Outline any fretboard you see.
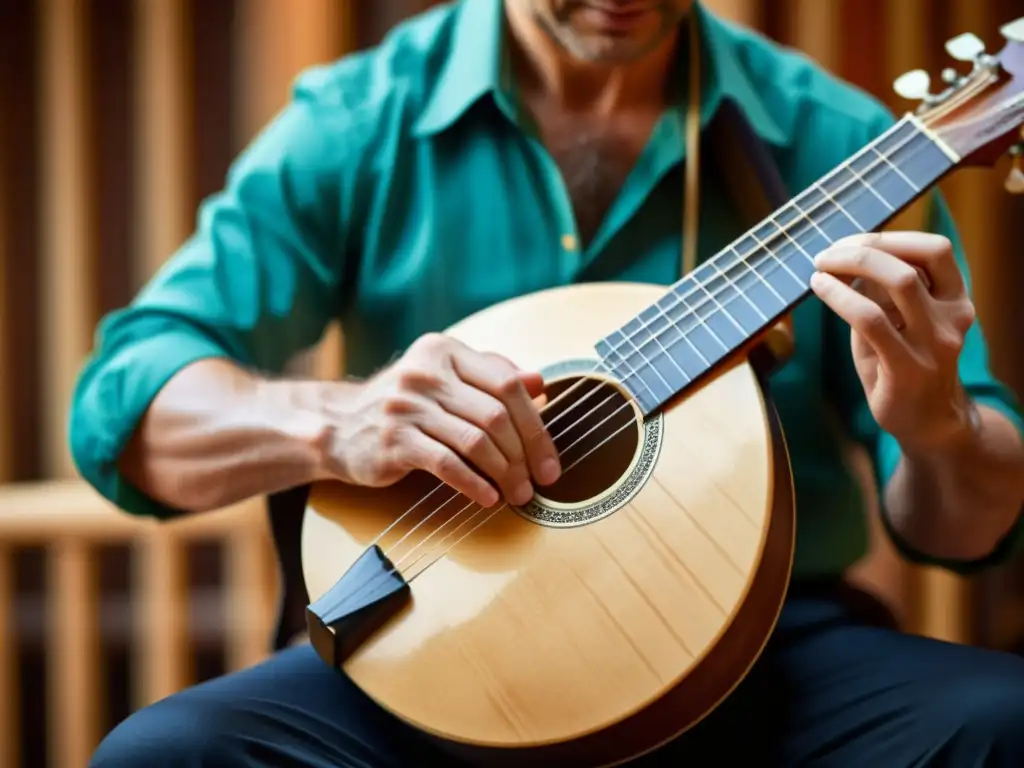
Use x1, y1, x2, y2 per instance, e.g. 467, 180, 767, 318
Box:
594, 117, 957, 415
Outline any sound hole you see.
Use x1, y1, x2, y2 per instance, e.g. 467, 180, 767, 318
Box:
537, 374, 641, 506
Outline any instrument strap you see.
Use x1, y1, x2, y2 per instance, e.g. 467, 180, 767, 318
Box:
682, 12, 794, 342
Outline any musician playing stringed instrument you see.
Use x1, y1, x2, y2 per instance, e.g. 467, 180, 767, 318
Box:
76, 1, 1024, 766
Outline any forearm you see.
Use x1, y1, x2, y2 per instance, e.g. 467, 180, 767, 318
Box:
116, 358, 344, 514
884, 404, 1024, 562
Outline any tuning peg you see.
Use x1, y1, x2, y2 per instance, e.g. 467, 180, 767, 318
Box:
940, 68, 961, 85
945, 32, 986, 62
1007, 146, 1024, 195
894, 69, 933, 101
1000, 18, 1024, 43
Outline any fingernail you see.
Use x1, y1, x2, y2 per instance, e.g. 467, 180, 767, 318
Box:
539, 457, 561, 485
513, 481, 534, 506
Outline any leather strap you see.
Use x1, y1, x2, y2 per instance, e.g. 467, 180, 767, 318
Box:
683, 13, 794, 352
682, 13, 702, 277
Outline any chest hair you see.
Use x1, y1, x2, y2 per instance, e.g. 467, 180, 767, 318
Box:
540, 115, 658, 249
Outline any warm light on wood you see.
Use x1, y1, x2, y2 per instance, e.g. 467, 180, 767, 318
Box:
48, 539, 100, 768
134, 0, 194, 285
39, 0, 96, 479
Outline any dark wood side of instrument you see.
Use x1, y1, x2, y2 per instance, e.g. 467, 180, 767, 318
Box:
433, 372, 797, 767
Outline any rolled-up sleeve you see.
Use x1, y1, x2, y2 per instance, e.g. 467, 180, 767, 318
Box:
69, 71, 355, 518
828, 189, 1024, 574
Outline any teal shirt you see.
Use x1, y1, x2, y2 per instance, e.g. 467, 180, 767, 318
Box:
69, 0, 1023, 579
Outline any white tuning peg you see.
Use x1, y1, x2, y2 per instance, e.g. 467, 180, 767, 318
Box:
1005, 163, 1024, 195
893, 69, 932, 101
1000, 18, 1024, 43
1007, 146, 1024, 196
945, 33, 986, 62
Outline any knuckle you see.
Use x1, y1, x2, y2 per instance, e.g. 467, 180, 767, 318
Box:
380, 393, 416, 417
496, 374, 522, 398
933, 329, 964, 356
956, 302, 977, 332
857, 305, 889, 336
483, 406, 511, 433
413, 332, 450, 354
396, 367, 443, 393
431, 450, 460, 478
377, 422, 404, 451
462, 426, 490, 457
847, 247, 869, 269
930, 234, 953, 255
892, 267, 919, 294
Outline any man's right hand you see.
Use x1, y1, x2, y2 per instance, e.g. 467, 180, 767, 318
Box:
317, 333, 563, 508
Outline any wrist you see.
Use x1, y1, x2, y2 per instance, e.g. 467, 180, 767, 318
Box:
255, 378, 334, 484
899, 383, 981, 461
259, 377, 364, 484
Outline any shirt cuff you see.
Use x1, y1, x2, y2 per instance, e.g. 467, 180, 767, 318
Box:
70, 329, 232, 519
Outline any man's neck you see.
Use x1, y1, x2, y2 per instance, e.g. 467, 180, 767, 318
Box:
504, 3, 681, 115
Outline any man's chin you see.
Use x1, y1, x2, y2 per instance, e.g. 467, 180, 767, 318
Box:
561, 33, 661, 63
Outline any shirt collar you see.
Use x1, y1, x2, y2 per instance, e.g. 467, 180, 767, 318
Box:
412, 0, 788, 147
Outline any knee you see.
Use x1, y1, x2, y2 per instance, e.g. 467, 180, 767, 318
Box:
933, 662, 1024, 755
90, 697, 239, 767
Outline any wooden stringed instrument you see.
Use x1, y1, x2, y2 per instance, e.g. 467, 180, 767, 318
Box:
299, 21, 1024, 767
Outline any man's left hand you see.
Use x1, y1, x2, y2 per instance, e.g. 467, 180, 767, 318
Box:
810, 231, 979, 455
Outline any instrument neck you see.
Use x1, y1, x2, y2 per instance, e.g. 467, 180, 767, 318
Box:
596, 115, 959, 415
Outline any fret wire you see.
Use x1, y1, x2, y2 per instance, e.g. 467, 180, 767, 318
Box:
725, 246, 787, 306
712, 257, 770, 319
812, 177, 864, 230
871, 146, 920, 192
601, 332, 664, 396
746, 229, 803, 288
704, 261, 763, 328
638, 313, 706, 376
680, 284, 734, 350
606, 121, 944, 382
846, 162, 895, 212
616, 331, 674, 397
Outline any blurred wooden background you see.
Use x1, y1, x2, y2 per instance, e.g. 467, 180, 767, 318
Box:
0, 1, 1022, 766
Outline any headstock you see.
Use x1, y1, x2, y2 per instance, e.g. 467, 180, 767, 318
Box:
893, 18, 1024, 192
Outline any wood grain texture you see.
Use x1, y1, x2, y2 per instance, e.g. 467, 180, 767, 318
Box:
302, 282, 794, 765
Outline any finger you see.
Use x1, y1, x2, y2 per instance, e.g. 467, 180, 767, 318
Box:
404, 429, 500, 508
434, 380, 534, 491
482, 352, 546, 399
415, 399, 533, 506
453, 352, 561, 486
814, 245, 933, 336
810, 271, 912, 367
832, 232, 964, 298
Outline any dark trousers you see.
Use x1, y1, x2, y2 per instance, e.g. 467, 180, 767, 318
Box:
90, 583, 1024, 767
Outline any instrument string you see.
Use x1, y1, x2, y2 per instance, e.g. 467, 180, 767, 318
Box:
326, 109, 958, 612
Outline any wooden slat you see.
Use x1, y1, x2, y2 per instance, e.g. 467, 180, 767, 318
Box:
705, 0, 760, 27
235, 0, 350, 382
48, 540, 99, 768
0, 98, 9, 481
788, 0, 841, 72
0, 481, 266, 540
134, 0, 194, 285
133, 530, 189, 707
226, 523, 274, 671
38, 0, 96, 479
0, 549, 17, 768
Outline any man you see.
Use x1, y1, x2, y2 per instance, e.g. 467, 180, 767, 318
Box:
76, 0, 1024, 765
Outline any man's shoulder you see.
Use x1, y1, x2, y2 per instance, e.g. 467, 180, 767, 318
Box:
716, 16, 898, 146
286, 3, 461, 138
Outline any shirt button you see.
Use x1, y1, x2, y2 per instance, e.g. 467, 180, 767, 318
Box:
561, 234, 577, 251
